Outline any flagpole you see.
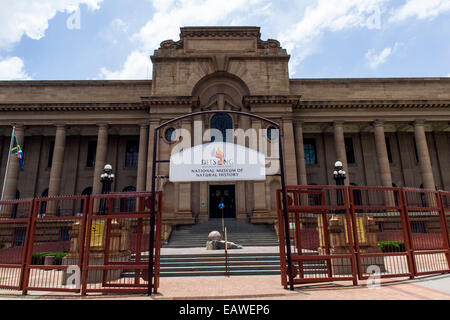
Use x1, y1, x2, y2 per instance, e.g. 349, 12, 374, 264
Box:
1, 124, 16, 202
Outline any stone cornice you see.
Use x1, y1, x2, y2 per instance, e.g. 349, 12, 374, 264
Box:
141, 96, 199, 106
180, 27, 261, 39
243, 95, 302, 107
0, 102, 145, 112
296, 100, 450, 109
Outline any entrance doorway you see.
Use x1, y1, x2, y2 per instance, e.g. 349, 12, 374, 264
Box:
209, 185, 236, 218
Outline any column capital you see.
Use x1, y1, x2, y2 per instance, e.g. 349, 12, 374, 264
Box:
293, 120, 305, 126
333, 120, 345, 127
96, 123, 109, 129
413, 119, 425, 127
138, 122, 149, 129
373, 120, 385, 128
54, 123, 67, 130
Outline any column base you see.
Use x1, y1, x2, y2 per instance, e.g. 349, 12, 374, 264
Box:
250, 210, 277, 224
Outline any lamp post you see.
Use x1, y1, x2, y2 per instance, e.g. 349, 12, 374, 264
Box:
99, 164, 114, 215
333, 161, 346, 209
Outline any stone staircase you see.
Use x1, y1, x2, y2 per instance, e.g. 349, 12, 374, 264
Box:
122, 252, 328, 278
163, 218, 279, 248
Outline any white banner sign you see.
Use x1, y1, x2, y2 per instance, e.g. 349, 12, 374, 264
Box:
169, 142, 266, 182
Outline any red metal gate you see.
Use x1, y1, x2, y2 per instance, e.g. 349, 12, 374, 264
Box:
0, 191, 161, 296
402, 188, 450, 276
21, 195, 89, 294
277, 186, 358, 288
349, 186, 415, 279
277, 185, 450, 288
0, 199, 34, 291
81, 191, 162, 295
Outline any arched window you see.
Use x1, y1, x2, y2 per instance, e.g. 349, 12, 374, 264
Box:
210, 114, 232, 142
38, 189, 48, 218
78, 187, 92, 216
120, 186, 136, 213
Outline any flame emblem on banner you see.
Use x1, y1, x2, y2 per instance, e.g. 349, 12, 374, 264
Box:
215, 148, 224, 165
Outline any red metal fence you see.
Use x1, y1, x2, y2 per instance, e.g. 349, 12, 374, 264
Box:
277, 186, 450, 288
0, 191, 161, 296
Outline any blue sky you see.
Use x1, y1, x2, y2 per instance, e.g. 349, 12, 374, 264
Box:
0, 0, 449, 80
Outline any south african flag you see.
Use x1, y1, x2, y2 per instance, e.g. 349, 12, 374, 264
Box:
11, 136, 24, 169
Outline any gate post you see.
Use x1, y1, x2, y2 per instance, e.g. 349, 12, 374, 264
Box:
21, 198, 38, 295
399, 189, 416, 278
349, 186, 362, 280
343, 187, 358, 286
19, 199, 36, 293
437, 192, 450, 271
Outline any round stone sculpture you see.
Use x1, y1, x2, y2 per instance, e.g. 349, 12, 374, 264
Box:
208, 231, 222, 241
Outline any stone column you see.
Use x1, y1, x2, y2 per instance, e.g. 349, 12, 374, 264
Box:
373, 120, 395, 206
294, 121, 307, 186
282, 119, 298, 186
47, 124, 67, 216
414, 120, 436, 190
333, 121, 349, 186
136, 123, 148, 192
3, 124, 25, 201
146, 121, 159, 191
92, 124, 109, 196
252, 120, 267, 212
177, 121, 191, 213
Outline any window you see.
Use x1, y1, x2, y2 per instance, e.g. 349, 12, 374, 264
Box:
411, 221, 427, 234
345, 137, 356, 164
38, 189, 48, 218
304, 138, 317, 165
48, 141, 55, 168
267, 126, 279, 141
60, 227, 71, 241
165, 128, 176, 142
86, 141, 97, 167
13, 228, 26, 247
120, 186, 136, 213
385, 137, 393, 163
125, 140, 139, 167
210, 114, 232, 142
351, 183, 362, 206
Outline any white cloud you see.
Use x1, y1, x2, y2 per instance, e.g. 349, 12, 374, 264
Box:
389, 0, 450, 22
99, 50, 151, 80
99, 0, 271, 79
0, 0, 103, 50
365, 42, 401, 70
0, 57, 32, 80
278, 0, 389, 75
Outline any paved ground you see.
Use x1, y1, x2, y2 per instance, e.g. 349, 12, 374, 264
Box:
1, 273, 449, 300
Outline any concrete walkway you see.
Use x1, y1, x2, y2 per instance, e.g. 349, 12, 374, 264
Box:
1, 274, 449, 300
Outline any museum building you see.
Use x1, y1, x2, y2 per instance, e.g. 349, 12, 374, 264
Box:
0, 26, 449, 237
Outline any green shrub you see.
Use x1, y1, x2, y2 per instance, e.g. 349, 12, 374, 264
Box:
31, 252, 69, 265
377, 241, 405, 253
0, 243, 5, 249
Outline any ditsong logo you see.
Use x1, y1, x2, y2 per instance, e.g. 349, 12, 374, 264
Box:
169, 120, 280, 174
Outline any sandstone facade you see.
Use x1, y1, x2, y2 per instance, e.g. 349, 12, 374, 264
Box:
0, 26, 448, 229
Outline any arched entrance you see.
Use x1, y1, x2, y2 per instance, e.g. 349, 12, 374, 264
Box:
148, 109, 295, 295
